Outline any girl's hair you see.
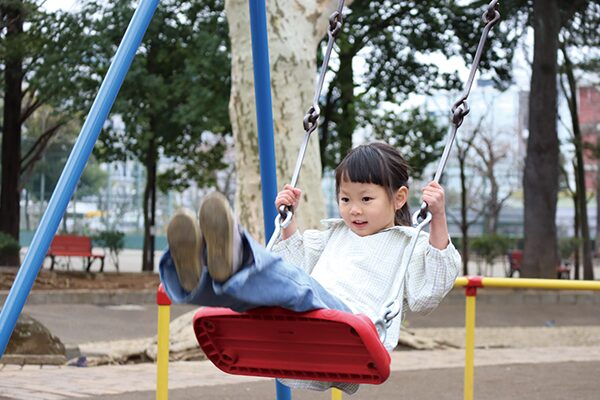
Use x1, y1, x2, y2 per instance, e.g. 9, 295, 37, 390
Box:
335, 142, 411, 226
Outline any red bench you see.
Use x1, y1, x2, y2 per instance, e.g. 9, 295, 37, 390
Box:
47, 235, 105, 272
507, 249, 570, 279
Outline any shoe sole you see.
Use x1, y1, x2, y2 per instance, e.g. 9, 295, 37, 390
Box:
167, 212, 202, 292
199, 193, 234, 283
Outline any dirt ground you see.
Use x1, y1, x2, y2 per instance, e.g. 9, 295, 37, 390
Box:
0, 268, 160, 291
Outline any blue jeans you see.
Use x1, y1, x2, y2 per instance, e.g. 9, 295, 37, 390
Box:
159, 229, 351, 313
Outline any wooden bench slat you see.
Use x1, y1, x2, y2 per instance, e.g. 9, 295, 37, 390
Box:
47, 235, 105, 272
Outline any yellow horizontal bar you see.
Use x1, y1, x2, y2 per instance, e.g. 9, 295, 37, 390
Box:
454, 276, 600, 291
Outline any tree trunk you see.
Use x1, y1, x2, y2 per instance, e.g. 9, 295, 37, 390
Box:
522, 0, 560, 278
561, 44, 594, 280
336, 43, 357, 162
0, 1, 24, 267
226, 0, 338, 242
142, 137, 157, 272
459, 157, 469, 276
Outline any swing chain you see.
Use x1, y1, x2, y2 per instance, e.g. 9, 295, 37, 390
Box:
382, 0, 501, 338
328, 11, 343, 38
415, 0, 499, 222
267, 0, 346, 245
303, 105, 320, 134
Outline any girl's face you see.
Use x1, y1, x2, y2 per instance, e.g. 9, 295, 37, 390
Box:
338, 180, 407, 237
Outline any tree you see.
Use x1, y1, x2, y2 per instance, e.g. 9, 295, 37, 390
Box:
471, 131, 514, 234
557, 2, 599, 280
0, 0, 25, 263
21, 108, 107, 231
452, 118, 485, 275
225, 0, 341, 241
1, 1, 99, 265
522, 0, 591, 278
85, 0, 231, 271
319, 0, 466, 171
522, 0, 561, 278
369, 107, 446, 179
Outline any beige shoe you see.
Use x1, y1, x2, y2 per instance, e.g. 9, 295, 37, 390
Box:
199, 192, 242, 283
166, 209, 203, 292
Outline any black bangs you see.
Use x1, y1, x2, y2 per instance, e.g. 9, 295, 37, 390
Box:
334, 142, 412, 226
335, 145, 388, 192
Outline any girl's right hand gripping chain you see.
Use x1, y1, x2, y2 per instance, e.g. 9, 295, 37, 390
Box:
275, 184, 302, 240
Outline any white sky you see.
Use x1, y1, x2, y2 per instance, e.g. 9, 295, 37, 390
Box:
43, 0, 79, 11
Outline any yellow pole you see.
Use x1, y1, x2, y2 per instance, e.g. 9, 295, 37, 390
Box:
331, 388, 343, 400
464, 294, 476, 400
156, 285, 172, 400
454, 276, 600, 291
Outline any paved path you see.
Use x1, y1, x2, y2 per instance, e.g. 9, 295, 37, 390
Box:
3, 274, 600, 399
2, 346, 600, 399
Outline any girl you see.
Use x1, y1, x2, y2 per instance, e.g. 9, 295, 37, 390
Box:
159, 142, 461, 394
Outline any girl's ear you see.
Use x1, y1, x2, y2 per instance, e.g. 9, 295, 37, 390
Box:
394, 186, 409, 210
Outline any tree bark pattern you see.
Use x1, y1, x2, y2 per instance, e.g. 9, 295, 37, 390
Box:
0, 1, 24, 262
226, 0, 337, 242
523, 0, 560, 278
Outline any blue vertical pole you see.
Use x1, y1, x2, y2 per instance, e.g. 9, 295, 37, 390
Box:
248, 1, 292, 400
0, 0, 160, 356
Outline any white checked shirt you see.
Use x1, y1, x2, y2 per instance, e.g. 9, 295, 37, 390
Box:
272, 218, 461, 394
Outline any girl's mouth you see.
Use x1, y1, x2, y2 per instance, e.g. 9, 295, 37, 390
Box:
352, 221, 367, 227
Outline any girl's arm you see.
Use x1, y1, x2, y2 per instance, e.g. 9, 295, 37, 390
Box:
275, 184, 302, 240
421, 181, 450, 249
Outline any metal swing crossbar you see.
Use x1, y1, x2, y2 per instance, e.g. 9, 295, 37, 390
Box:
194, 0, 500, 384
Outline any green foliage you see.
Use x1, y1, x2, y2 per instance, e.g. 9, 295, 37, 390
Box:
470, 234, 514, 266
94, 230, 125, 271
22, 114, 108, 200
0, 232, 20, 266
558, 237, 581, 260
84, 0, 231, 191
318, 0, 517, 171
369, 108, 446, 179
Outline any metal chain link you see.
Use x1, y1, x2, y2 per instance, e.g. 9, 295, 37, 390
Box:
379, 0, 501, 339
267, 0, 346, 251
415, 0, 500, 223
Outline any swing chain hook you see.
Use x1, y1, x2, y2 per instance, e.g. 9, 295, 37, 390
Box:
328, 11, 343, 38
303, 105, 320, 134
451, 98, 470, 128
483, 0, 500, 25
277, 205, 294, 229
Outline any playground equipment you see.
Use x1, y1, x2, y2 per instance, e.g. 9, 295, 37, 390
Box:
156, 277, 600, 399
1, 1, 498, 400
188, 0, 498, 395
455, 276, 600, 400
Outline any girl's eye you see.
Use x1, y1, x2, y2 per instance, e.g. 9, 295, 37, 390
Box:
362, 197, 372, 202
340, 197, 349, 203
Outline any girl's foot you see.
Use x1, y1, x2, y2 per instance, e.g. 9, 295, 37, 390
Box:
199, 192, 243, 283
166, 209, 203, 292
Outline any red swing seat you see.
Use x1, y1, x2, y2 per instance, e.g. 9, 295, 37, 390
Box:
193, 306, 391, 384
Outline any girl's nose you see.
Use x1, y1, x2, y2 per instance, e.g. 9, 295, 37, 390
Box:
350, 205, 361, 215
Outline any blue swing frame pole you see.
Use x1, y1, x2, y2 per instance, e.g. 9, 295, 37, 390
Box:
0, 0, 159, 357
248, 2, 292, 400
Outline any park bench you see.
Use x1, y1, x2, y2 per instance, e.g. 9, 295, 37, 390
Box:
46, 235, 105, 272
507, 249, 570, 279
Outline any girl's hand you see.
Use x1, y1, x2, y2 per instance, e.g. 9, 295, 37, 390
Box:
421, 181, 446, 217
422, 181, 449, 249
275, 184, 302, 213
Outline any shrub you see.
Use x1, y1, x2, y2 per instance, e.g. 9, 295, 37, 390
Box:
558, 237, 581, 260
470, 235, 514, 266
0, 232, 21, 266
94, 230, 125, 272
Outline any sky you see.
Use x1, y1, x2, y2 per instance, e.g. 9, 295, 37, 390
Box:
43, 0, 79, 11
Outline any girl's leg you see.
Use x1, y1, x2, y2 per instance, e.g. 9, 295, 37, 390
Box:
159, 231, 351, 314
213, 231, 352, 313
